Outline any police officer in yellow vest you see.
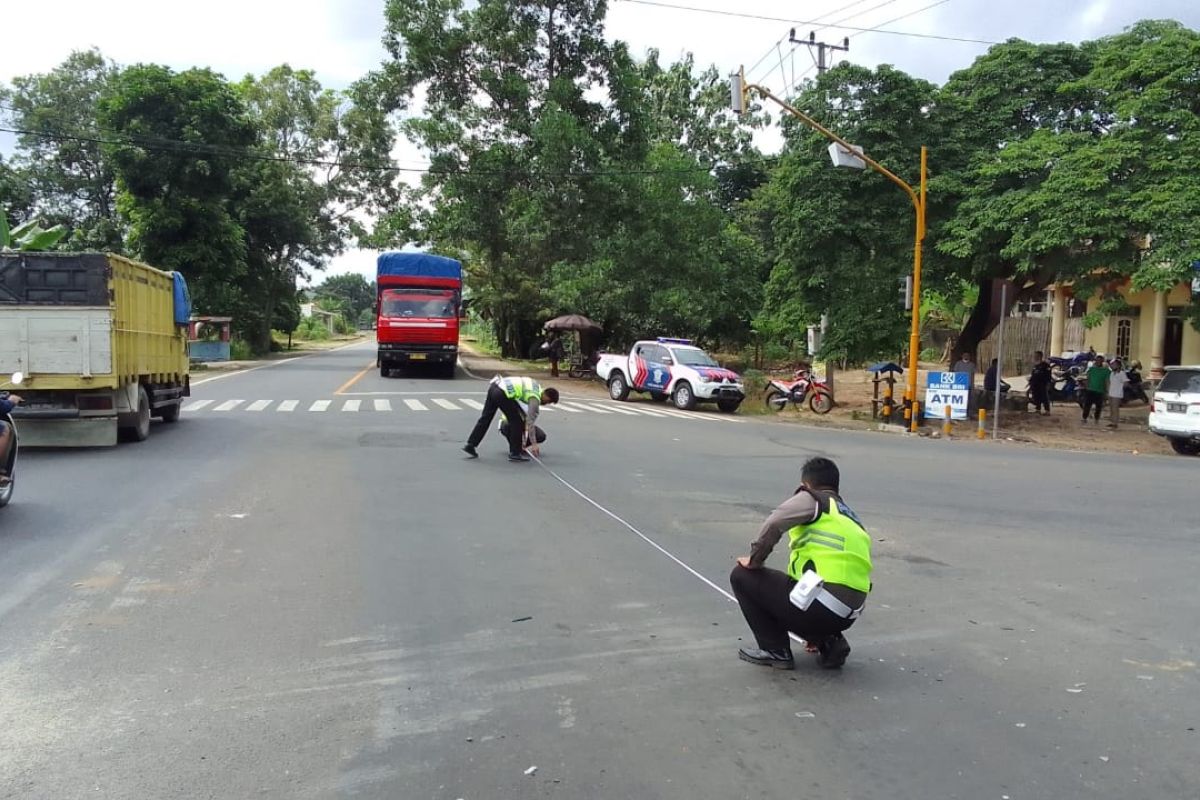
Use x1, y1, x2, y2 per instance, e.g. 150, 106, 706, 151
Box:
731, 457, 871, 670
463, 376, 559, 462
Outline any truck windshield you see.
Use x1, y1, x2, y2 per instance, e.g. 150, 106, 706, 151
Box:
380, 289, 457, 319
673, 348, 719, 367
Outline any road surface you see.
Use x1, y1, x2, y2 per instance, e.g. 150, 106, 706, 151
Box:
2, 343, 1196, 799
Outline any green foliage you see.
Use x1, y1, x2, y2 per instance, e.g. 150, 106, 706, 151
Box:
315, 273, 376, 323
1, 214, 68, 251
3, 49, 124, 250
229, 339, 253, 360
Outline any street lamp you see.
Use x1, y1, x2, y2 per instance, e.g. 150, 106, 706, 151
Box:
731, 69, 928, 432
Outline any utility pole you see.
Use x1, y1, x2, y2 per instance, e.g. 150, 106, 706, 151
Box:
788, 30, 849, 400
789, 29, 849, 75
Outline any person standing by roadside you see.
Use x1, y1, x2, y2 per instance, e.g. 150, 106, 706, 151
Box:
952, 351, 978, 414
1106, 358, 1128, 429
1029, 351, 1052, 415
1081, 355, 1110, 425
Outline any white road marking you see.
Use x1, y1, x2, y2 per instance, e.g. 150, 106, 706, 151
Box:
553, 403, 586, 413
374, 399, 392, 412
214, 400, 244, 412
572, 403, 612, 414
278, 400, 298, 412
459, 398, 485, 410
183, 399, 214, 411
432, 398, 460, 410
596, 404, 639, 416
342, 399, 362, 412
403, 398, 428, 411
246, 400, 271, 411
626, 406, 669, 417
310, 400, 331, 412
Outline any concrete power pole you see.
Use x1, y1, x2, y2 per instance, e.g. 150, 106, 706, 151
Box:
789, 30, 849, 76
789, 30, 849, 400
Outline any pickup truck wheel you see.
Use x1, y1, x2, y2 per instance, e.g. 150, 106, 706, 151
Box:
717, 399, 741, 413
650, 391, 668, 403
1169, 438, 1200, 456
608, 373, 630, 401
672, 381, 697, 410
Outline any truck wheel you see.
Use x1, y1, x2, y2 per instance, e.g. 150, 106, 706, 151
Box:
124, 386, 151, 442
672, 381, 697, 410
159, 401, 181, 423
440, 362, 457, 379
1169, 438, 1200, 456
608, 373, 630, 401
717, 399, 741, 413
380, 365, 391, 378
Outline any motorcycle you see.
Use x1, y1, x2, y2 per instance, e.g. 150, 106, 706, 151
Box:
1048, 347, 1097, 382
764, 369, 833, 414
1, 371, 24, 509
1123, 362, 1150, 405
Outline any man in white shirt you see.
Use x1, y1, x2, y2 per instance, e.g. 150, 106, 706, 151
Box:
1107, 358, 1128, 429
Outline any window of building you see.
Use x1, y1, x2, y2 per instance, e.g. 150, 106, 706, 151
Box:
1115, 319, 1132, 361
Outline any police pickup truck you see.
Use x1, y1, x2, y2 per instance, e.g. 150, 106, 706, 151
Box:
594, 338, 745, 412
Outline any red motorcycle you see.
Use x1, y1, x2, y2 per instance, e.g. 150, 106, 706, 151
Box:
764, 369, 833, 414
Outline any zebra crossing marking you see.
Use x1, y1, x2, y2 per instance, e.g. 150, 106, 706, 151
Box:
403, 398, 428, 411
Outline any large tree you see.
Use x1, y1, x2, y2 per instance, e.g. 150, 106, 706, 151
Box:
2, 49, 123, 249
98, 65, 257, 312
748, 63, 941, 363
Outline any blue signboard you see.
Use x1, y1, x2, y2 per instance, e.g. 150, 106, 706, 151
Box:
925, 371, 970, 420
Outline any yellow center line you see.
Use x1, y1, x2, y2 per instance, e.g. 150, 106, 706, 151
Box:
335, 361, 376, 395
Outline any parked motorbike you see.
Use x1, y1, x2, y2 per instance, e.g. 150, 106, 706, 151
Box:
1123, 362, 1150, 405
1, 371, 24, 509
1048, 347, 1097, 381
764, 369, 833, 414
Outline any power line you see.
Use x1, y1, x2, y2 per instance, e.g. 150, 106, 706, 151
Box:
744, 0, 888, 85
612, 0, 998, 45
848, 0, 953, 40
0, 124, 779, 179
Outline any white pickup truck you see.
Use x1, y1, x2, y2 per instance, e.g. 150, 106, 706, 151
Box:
595, 337, 745, 412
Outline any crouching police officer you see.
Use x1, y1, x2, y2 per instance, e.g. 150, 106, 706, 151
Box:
730, 457, 872, 670
463, 375, 558, 462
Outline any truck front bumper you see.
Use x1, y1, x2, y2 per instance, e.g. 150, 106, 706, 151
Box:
693, 383, 746, 402
377, 343, 458, 364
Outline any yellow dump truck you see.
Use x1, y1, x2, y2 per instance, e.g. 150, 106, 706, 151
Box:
0, 252, 191, 446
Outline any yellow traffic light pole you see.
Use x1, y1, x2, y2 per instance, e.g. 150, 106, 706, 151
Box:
733, 69, 927, 432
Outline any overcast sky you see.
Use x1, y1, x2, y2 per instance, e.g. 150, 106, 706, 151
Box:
3, 0, 1197, 282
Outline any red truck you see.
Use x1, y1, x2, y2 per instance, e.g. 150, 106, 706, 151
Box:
376, 252, 463, 378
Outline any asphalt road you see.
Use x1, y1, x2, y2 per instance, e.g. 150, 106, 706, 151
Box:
1, 342, 1196, 800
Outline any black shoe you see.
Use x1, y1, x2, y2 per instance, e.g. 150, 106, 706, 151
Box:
737, 646, 795, 670
462, 444, 478, 458
508, 452, 530, 462
816, 633, 851, 669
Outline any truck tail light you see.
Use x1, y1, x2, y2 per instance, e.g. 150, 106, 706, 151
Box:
77, 394, 114, 411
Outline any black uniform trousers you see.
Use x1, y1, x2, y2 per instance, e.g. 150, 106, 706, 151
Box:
467, 384, 527, 455
730, 564, 854, 653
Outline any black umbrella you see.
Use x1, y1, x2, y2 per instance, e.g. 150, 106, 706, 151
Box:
543, 314, 603, 332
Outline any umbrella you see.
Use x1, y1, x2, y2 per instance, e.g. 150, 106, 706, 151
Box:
543, 314, 603, 332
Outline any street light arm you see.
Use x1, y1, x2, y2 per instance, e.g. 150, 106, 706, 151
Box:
743, 82, 922, 222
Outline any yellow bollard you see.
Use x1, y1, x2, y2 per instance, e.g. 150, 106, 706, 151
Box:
977, 408, 986, 440
943, 405, 952, 437
910, 401, 921, 433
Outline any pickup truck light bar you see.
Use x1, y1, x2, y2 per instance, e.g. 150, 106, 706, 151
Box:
656, 337, 693, 345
